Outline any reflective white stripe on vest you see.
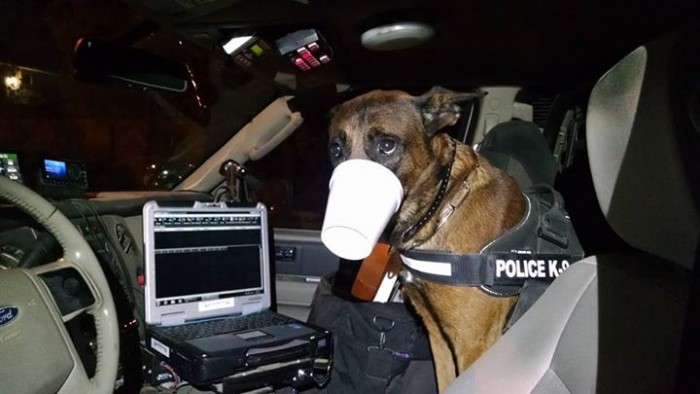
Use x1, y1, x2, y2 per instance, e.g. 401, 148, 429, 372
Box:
400, 254, 452, 276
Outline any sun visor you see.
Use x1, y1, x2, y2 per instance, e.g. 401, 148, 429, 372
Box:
177, 96, 303, 192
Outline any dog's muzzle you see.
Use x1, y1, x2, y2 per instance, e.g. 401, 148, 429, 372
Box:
321, 159, 403, 260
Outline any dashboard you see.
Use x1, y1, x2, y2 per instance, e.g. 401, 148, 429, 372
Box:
0, 190, 340, 392
0, 192, 212, 392
0, 153, 89, 199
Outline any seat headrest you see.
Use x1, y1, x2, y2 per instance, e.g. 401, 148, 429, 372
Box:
586, 39, 699, 268
478, 120, 557, 189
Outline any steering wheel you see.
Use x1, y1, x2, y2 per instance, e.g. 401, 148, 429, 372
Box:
0, 176, 119, 393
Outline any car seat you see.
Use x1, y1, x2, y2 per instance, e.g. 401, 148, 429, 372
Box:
446, 36, 699, 393
478, 120, 557, 189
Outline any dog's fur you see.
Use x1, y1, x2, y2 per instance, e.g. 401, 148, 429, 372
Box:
328, 88, 526, 391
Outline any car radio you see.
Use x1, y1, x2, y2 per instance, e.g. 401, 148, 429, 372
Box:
39, 158, 88, 198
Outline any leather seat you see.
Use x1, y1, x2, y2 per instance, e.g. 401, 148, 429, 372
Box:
446, 36, 699, 393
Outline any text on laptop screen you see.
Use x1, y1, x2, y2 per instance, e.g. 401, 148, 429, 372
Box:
153, 211, 264, 305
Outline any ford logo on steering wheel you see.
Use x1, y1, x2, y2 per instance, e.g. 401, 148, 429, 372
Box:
0, 306, 19, 327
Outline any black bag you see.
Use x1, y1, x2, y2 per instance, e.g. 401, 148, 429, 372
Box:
307, 275, 437, 394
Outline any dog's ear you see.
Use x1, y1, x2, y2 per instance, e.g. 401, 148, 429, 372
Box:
415, 87, 486, 136
327, 104, 340, 120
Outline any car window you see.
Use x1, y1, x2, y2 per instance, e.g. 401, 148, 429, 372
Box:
0, 1, 277, 192
247, 105, 334, 230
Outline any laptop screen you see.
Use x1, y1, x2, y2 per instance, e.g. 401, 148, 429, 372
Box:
153, 211, 264, 303
143, 202, 272, 325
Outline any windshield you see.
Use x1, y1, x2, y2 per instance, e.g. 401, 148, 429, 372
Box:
0, 0, 277, 192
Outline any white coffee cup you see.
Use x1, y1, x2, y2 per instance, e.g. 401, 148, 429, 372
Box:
321, 159, 404, 260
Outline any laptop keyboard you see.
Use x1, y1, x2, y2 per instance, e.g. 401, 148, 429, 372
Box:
156, 312, 295, 342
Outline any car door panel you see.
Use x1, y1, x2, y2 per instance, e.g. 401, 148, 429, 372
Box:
273, 228, 339, 321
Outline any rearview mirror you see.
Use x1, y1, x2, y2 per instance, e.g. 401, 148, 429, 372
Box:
73, 38, 188, 92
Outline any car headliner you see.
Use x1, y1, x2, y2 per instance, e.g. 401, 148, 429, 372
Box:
3, 0, 697, 93
137, 0, 694, 89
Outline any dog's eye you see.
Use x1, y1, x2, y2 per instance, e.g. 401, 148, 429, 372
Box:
329, 142, 343, 159
378, 138, 397, 155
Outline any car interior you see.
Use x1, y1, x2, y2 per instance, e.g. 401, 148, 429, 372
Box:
0, 0, 699, 393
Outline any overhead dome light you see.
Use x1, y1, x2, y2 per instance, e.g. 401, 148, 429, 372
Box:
361, 22, 435, 51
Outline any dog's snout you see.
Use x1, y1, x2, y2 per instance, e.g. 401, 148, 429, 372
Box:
329, 141, 343, 160
328, 132, 349, 166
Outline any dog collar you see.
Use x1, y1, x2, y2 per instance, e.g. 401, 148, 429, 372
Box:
401, 138, 458, 244
400, 188, 584, 296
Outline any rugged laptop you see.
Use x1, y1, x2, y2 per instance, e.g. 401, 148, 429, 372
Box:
142, 201, 332, 386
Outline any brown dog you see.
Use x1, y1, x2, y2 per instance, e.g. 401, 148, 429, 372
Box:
328, 87, 526, 391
